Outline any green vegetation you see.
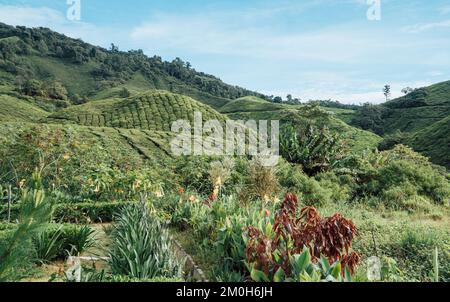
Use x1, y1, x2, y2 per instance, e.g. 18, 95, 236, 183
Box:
0, 23, 448, 283
48, 90, 227, 131
108, 201, 183, 280
350, 81, 450, 168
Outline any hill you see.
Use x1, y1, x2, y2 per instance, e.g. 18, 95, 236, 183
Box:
407, 115, 450, 168
350, 81, 450, 168
0, 23, 268, 109
47, 90, 227, 131
227, 105, 381, 153
219, 96, 284, 113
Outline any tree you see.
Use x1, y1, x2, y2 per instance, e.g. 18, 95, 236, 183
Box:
110, 43, 119, 52
273, 96, 283, 103
119, 87, 131, 98
383, 85, 391, 101
45, 81, 68, 100
286, 94, 293, 102
401, 87, 414, 95
22, 79, 44, 97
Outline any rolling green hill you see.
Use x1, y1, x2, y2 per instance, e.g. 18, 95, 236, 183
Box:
0, 22, 268, 109
219, 96, 284, 113
407, 115, 450, 168
47, 90, 227, 131
350, 81, 450, 168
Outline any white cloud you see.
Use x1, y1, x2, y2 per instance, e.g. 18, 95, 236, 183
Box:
402, 19, 450, 33
0, 5, 120, 48
0, 5, 66, 28
129, 12, 424, 66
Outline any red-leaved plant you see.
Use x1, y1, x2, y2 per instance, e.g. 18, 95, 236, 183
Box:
245, 193, 360, 277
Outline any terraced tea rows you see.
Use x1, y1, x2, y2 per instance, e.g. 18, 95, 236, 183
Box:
48, 90, 227, 131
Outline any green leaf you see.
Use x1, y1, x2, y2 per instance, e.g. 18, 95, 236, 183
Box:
330, 262, 342, 279
250, 268, 270, 282
344, 266, 352, 282
273, 267, 286, 282
320, 255, 331, 273
292, 249, 311, 273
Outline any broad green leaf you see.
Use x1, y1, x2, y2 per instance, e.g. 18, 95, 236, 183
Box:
250, 268, 270, 282
273, 267, 286, 282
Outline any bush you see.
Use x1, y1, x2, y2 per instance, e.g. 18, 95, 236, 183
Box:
280, 124, 345, 175
1, 201, 131, 223
32, 224, 96, 263
245, 193, 360, 280
278, 163, 331, 206
109, 201, 184, 280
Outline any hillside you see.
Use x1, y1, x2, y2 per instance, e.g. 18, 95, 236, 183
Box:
219, 96, 285, 113
227, 105, 381, 153
0, 23, 268, 109
407, 115, 450, 168
0, 94, 47, 122
47, 90, 227, 131
350, 81, 450, 168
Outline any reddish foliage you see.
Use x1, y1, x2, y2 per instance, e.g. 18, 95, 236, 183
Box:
203, 192, 217, 207
246, 193, 360, 276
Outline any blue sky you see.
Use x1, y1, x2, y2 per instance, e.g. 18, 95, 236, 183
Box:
1, 0, 450, 103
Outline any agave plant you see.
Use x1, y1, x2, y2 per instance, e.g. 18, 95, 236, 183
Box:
108, 201, 184, 280
65, 225, 96, 256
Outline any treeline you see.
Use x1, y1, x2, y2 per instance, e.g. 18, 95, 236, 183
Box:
0, 23, 267, 101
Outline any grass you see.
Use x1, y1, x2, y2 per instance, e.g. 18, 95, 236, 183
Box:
0, 94, 48, 122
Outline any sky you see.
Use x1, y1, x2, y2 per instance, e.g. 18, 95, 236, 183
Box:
0, 0, 450, 104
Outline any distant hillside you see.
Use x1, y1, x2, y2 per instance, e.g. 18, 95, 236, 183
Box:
407, 115, 450, 168
350, 80, 450, 168
0, 23, 268, 109
227, 105, 381, 154
48, 90, 226, 131
219, 96, 285, 113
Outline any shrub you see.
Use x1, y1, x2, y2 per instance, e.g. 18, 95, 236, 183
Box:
280, 124, 345, 176
278, 163, 331, 206
32, 224, 96, 263
109, 201, 184, 280
174, 156, 212, 196
245, 193, 360, 279
247, 157, 279, 202
2, 201, 131, 223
